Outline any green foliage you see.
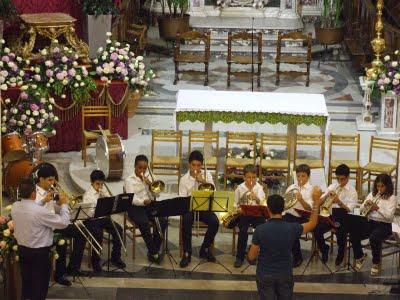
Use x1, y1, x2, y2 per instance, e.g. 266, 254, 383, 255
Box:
79, 0, 119, 16
159, 0, 188, 17
0, 0, 16, 20
321, 0, 343, 29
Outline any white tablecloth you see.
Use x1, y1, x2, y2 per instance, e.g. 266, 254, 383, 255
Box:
176, 90, 328, 117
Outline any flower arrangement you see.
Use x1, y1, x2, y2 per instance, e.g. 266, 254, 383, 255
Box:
92, 32, 155, 96
1, 84, 59, 136
32, 40, 97, 105
0, 207, 18, 264
369, 50, 400, 97
0, 39, 30, 91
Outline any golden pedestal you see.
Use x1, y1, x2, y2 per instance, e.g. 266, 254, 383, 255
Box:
19, 13, 89, 60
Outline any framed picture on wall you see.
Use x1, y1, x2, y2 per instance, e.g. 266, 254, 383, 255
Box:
380, 94, 398, 133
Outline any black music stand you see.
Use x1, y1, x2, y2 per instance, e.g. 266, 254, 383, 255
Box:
93, 193, 134, 275
190, 191, 233, 274
146, 196, 191, 277
295, 209, 334, 276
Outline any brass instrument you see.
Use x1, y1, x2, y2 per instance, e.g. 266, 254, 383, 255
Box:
147, 167, 165, 194
74, 220, 103, 256
50, 181, 81, 209
283, 185, 300, 211
197, 154, 215, 192
221, 210, 240, 229
360, 193, 381, 217
320, 186, 343, 217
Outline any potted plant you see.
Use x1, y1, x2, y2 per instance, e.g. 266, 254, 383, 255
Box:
315, 0, 344, 45
0, 0, 17, 40
157, 0, 190, 41
79, 0, 119, 58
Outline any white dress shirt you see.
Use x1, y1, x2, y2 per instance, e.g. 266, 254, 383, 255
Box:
34, 185, 55, 213
284, 181, 314, 217
12, 199, 70, 248
234, 182, 265, 208
321, 182, 358, 213
361, 192, 397, 223
82, 185, 111, 217
178, 170, 214, 197
124, 172, 154, 206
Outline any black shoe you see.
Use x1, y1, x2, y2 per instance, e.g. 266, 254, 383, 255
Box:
179, 253, 191, 268
147, 253, 162, 264
92, 263, 102, 273
321, 246, 329, 264
234, 258, 243, 268
55, 276, 71, 286
111, 258, 126, 269
293, 258, 303, 268
335, 256, 344, 266
199, 247, 216, 263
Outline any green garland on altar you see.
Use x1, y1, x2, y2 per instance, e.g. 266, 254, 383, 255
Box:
176, 111, 327, 126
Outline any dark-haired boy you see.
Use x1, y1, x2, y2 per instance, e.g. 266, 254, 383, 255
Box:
317, 164, 358, 266
233, 164, 266, 268
124, 155, 167, 264
83, 170, 126, 272
178, 150, 219, 268
248, 191, 322, 300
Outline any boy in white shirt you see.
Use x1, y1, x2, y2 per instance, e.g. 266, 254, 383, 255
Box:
233, 164, 266, 268
316, 164, 358, 265
178, 150, 219, 268
349, 173, 397, 276
282, 164, 314, 268
83, 170, 126, 272
124, 155, 167, 264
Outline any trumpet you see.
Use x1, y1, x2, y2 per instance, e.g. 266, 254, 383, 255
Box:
197, 153, 215, 192
146, 167, 165, 194
320, 186, 343, 217
360, 193, 381, 217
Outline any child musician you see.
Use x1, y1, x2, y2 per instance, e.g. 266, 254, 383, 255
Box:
178, 150, 219, 268
83, 170, 126, 272
282, 164, 314, 268
349, 174, 397, 276
124, 155, 167, 264
233, 164, 266, 268
315, 164, 358, 265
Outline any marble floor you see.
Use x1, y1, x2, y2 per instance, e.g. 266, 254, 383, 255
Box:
3, 53, 400, 299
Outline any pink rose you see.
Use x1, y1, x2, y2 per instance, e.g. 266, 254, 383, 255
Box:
0, 241, 6, 249
110, 52, 118, 61
100, 76, 108, 82
1, 56, 9, 62
68, 69, 76, 77
46, 69, 54, 77
53, 47, 60, 53
56, 72, 64, 80
0, 216, 7, 225
20, 92, 29, 100
30, 103, 39, 111
34, 74, 41, 81
7, 220, 14, 230
82, 69, 88, 76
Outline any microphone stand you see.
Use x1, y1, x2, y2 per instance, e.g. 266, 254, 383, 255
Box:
251, 17, 254, 92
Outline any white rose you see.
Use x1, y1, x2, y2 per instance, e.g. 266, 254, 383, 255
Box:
76, 75, 81, 81
54, 116, 59, 122
58, 239, 65, 246
43, 113, 49, 119
3, 109, 7, 114
395, 73, 400, 80
97, 47, 103, 53
395, 50, 399, 55
25, 110, 31, 116
393, 79, 399, 86
49, 97, 55, 104
12, 108, 18, 114
5, 98, 10, 104
32, 110, 39, 116
35, 67, 40, 74
40, 49, 48, 56
0, 62, 3, 67
49, 78, 54, 83
102, 55, 106, 60
93, 59, 98, 64
392, 61, 399, 68
106, 39, 112, 44
4, 47, 10, 54
384, 55, 390, 61
118, 55, 123, 60
74, 83, 79, 87
380, 85, 385, 90
0, 84, 7, 91
21, 85, 28, 91
29, 118, 35, 125
17, 121, 23, 126
40, 98, 46, 104
54, 39, 59, 44
52, 129, 56, 135
1, 116, 6, 121
62, 79, 68, 85
40, 109, 46, 114
61, 94, 66, 99
26, 59, 30, 65
384, 77, 391, 84
26, 125, 31, 129
137, 56, 144, 61
3, 229, 10, 237
80, 82, 85, 86
5, 205, 12, 211
48, 105, 53, 111
19, 70, 25, 77
73, 61, 78, 67
1, 127, 6, 133
54, 253, 59, 260
106, 32, 112, 37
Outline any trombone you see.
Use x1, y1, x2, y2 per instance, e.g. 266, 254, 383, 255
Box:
197, 151, 215, 192
50, 180, 81, 210
73, 220, 103, 256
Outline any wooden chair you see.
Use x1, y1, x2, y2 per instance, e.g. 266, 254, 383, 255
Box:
224, 132, 257, 188
275, 32, 312, 87
361, 136, 400, 196
294, 134, 325, 170
81, 105, 111, 167
227, 31, 262, 87
328, 134, 361, 195
259, 133, 291, 187
174, 30, 211, 86
188, 130, 219, 182
151, 130, 183, 186
126, 23, 148, 55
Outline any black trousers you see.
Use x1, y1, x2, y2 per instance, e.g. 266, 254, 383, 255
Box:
127, 206, 167, 255
282, 213, 307, 261
19, 246, 51, 300
256, 274, 294, 300
54, 224, 87, 278
85, 217, 124, 264
182, 211, 219, 254
236, 215, 265, 260
349, 219, 392, 264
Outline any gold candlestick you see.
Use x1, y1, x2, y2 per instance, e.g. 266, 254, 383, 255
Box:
368, 0, 385, 78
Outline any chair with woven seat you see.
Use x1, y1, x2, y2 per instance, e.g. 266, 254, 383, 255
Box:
361, 136, 400, 196
328, 134, 361, 195
227, 31, 262, 87
174, 30, 211, 86
294, 134, 325, 170
188, 130, 219, 182
81, 105, 112, 167
259, 133, 291, 187
151, 130, 183, 187
224, 132, 257, 188
126, 23, 148, 55
275, 31, 312, 87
